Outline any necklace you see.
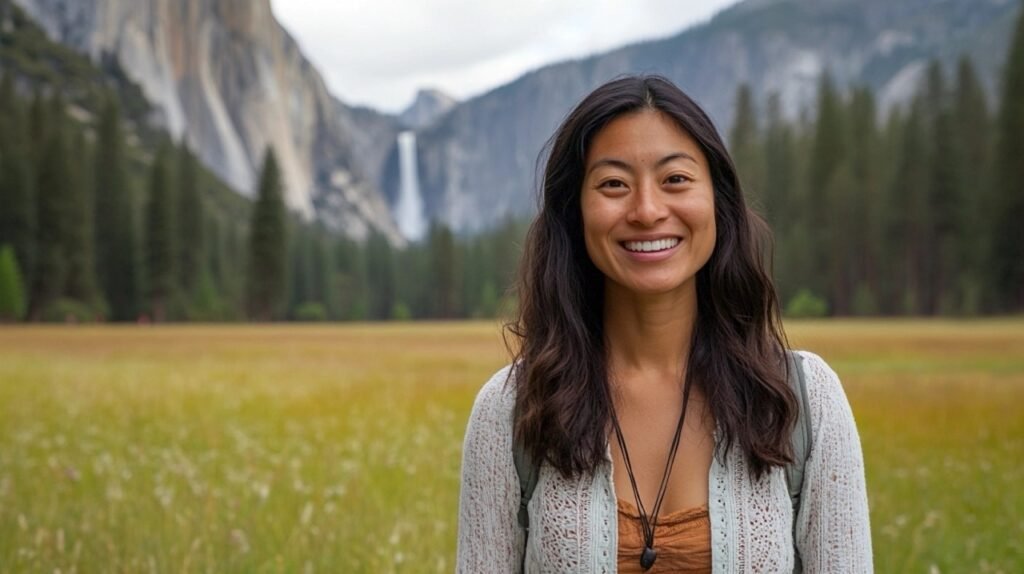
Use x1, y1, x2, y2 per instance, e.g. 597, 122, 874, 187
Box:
609, 378, 694, 571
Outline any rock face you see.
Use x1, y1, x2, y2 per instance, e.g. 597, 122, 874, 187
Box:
381, 0, 1020, 234
399, 88, 457, 130
16, 0, 1020, 240
14, 0, 403, 243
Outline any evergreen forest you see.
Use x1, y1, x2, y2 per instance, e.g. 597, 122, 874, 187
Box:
1, 3, 1022, 322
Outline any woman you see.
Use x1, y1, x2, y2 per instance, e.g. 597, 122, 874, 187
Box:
457, 75, 871, 573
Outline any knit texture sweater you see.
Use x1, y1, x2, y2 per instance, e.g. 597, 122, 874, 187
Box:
456, 350, 873, 573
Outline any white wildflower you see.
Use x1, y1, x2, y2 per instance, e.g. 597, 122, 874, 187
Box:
230, 529, 250, 554
300, 502, 314, 526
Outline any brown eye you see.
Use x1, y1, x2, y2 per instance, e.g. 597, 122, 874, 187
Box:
666, 174, 691, 185
600, 179, 626, 188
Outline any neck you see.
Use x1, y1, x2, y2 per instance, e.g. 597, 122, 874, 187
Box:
602, 279, 697, 383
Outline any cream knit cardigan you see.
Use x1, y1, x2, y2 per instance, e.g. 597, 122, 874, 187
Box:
456, 351, 872, 573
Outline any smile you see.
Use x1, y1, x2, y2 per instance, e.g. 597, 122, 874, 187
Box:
621, 237, 681, 253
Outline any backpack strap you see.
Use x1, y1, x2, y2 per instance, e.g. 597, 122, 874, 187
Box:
513, 425, 539, 573
785, 350, 813, 573
513, 352, 814, 572
514, 436, 539, 531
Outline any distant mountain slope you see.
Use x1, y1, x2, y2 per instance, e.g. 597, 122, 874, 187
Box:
13, 0, 403, 242
399, 88, 458, 130
14, 0, 1019, 240
397, 0, 1020, 233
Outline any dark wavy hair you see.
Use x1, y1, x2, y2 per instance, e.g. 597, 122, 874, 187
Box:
504, 75, 795, 481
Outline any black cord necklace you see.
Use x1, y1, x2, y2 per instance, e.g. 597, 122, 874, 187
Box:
610, 378, 694, 571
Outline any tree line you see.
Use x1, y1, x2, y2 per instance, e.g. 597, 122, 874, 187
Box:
0, 79, 524, 322
731, 33, 1022, 315
1, 6, 1022, 321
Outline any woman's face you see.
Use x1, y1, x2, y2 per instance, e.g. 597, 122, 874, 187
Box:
580, 109, 716, 299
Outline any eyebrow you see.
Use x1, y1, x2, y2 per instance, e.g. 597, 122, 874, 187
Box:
586, 152, 698, 175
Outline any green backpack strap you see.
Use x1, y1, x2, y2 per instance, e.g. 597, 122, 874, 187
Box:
785, 350, 813, 573
513, 353, 813, 572
513, 427, 539, 572
514, 437, 539, 531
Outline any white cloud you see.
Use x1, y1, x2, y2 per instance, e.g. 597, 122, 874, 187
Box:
270, 0, 741, 112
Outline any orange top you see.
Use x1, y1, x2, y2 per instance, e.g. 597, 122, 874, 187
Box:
617, 499, 712, 574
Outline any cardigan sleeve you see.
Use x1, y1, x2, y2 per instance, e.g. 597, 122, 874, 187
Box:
794, 351, 874, 572
456, 364, 525, 573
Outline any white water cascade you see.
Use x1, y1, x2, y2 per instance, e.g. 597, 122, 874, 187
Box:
395, 130, 427, 241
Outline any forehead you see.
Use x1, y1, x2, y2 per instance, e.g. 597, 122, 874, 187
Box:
585, 109, 706, 167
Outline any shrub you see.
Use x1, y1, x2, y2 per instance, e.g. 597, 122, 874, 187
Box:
41, 297, 97, 323
0, 245, 26, 321
785, 289, 828, 318
390, 302, 411, 321
294, 301, 327, 322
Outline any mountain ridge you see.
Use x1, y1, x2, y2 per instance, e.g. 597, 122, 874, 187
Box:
12, 0, 1021, 240
393, 0, 1019, 233
12, 0, 404, 243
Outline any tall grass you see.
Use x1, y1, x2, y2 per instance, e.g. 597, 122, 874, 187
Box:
0, 320, 1021, 572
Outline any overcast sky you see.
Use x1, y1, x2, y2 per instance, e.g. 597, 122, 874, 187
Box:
269, 0, 742, 113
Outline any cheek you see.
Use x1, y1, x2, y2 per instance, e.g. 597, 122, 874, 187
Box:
582, 218, 608, 270
682, 191, 716, 256
699, 201, 717, 262
581, 197, 613, 253
679, 192, 715, 230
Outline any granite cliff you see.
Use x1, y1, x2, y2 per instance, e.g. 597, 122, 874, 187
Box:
385, 0, 1021, 233
13, 0, 403, 242
14, 0, 1021, 239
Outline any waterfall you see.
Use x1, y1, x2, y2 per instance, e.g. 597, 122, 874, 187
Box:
396, 130, 427, 241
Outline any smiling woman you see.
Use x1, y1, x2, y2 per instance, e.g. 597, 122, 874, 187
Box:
581, 110, 717, 300
456, 75, 872, 573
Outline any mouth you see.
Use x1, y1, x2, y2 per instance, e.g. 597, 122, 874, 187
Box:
620, 237, 681, 253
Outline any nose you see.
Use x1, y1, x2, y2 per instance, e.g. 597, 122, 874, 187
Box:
626, 178, 669, 227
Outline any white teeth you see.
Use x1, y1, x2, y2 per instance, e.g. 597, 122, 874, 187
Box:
623, 238, 680, 253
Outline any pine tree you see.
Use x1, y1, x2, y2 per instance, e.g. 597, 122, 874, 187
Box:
873, 108, 905, 314
311, 227, 339, 319
762, 93, 804, 303
223, 220, 245, 319
823, 160, 857, 314
916, 61, 958, 314
28, 89, 48, 164
991, 6, 1024, 311
94, 95, 139, 320
889, 98, 929, 314
288, 220, 314, 314
761, 93, 795, 227
809, 71, 847, 199
145, 144, 177, 322
730, 84, 765, 209
428, 220, 458, 318
951, 56, 991, 313
807, 71, 846, 309
335, 236, 367, 320
393, 241, 428, 318
27, 95, 72, 320
846, 87, 881, 314
0, 81, 35, 290
246, 147, 288, 321
0, 244, 26, 321
364, 231, 395, 320
0, 72, 13, 114
63, 128, 101, 315
176, 142, 204, 295
206, 212, 234, 308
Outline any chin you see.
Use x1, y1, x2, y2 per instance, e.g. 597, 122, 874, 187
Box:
619, 277, 693, 297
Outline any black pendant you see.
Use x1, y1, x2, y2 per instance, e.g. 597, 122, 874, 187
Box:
640, 546, 657, 570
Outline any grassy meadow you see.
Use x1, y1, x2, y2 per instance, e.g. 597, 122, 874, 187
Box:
0, 320, 1021, 573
